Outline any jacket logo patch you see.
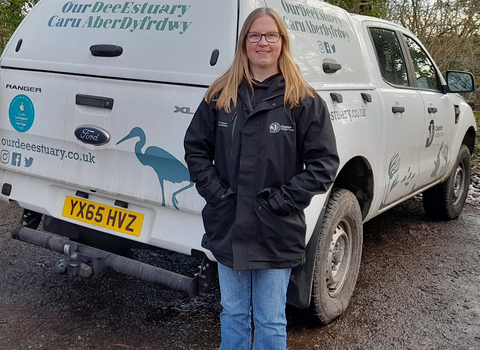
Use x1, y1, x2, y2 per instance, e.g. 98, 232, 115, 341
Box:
270, 122, 294, 133
270, 122, 280, 133
218, 121, 229, 128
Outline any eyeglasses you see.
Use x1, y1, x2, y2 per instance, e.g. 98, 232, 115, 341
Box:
246, 32, 282, 43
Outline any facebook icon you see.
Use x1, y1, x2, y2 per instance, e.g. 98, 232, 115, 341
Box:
11, 153, 21, 167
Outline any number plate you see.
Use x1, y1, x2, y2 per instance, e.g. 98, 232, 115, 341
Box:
62, 196, 144, 237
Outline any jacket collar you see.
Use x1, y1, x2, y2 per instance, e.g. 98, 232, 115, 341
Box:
238, 75, 285, 116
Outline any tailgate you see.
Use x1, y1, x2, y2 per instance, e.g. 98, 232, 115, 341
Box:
0, 67, 206, 215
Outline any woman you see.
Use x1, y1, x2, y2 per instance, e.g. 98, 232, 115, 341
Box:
184, 7, 339, 350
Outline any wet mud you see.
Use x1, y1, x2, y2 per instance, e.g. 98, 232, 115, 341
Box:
1, 198, 479, 350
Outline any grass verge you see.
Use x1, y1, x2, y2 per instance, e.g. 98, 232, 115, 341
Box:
472, 111, 480, 177
474, 111, 480, 159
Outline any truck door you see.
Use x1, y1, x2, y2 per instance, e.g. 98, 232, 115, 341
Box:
369, 28, 424, 208
401, 35, 455, 188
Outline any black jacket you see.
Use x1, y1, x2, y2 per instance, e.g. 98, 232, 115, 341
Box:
184, 75, 339, 270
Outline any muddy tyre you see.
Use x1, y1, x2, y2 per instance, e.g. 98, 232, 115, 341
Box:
423, 145, 471, 220
311, 188, 363, 324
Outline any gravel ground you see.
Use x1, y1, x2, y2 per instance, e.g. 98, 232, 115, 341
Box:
467, 161, 480, 205
0, 163, 479, 350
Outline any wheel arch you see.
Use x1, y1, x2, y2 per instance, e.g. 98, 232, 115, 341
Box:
287, 156, 373, 309
333, 156, 374, 220
462, 125, 476, 155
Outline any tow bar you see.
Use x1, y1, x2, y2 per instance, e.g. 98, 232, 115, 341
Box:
11, 226, 216, 297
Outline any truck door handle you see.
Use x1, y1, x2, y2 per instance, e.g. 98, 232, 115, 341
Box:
323, 62, 342, 73
330, 93, 343, 103
76, 94, 114, 109
428, 107, 438, 114
90, 44, 123, 57
392, 106, 405, 114
361, 93, 372, 103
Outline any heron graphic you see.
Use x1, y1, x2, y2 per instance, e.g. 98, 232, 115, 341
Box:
117, 127, 194, 210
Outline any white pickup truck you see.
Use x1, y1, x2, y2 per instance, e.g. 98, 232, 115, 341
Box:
0, 0, 476, 323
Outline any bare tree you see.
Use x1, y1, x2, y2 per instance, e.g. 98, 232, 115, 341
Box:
324, 0, 388, 17
386, 0, 480, 73
386, 0, 480, 109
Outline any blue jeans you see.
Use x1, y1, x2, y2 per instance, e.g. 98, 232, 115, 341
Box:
217, 263, 292, 350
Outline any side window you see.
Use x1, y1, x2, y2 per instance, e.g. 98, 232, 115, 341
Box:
369, 28, 409, 86
403, 35, 440, 91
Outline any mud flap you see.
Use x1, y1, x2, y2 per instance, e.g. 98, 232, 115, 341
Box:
287, 201, 328, 309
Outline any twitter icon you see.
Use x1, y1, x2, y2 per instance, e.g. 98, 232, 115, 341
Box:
25, 157, 34, 167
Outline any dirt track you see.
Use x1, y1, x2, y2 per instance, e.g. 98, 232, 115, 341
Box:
1, 198, 479, 350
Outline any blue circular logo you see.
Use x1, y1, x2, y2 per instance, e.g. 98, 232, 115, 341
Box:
74, 126, 111, 146
9, 94, 35, 132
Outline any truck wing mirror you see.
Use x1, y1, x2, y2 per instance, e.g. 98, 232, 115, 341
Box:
446, 70, 476, 93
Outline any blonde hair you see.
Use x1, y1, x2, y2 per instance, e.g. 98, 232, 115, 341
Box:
205, 7, 315, 112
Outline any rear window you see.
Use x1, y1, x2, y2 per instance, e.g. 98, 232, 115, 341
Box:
1, 1, 238, 86
369, 28, 409, 86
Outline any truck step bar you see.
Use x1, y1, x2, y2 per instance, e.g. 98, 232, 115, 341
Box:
11, 226, 215, 297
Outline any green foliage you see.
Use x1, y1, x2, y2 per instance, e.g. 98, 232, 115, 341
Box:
474, 111, 480, 162
324, 0, 388, 17
0, 0, 38, 54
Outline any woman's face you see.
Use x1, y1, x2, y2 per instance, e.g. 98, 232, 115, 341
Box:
245, 15, 282, 80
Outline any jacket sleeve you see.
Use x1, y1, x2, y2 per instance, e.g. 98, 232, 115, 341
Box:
184, 99, 227, 204
269, 94, 340, 213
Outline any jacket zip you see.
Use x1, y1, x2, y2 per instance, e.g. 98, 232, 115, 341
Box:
230, 111, 237, 157
246, 93, 284, 118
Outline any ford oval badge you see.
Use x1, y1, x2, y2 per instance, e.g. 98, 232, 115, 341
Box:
74, 126, 110, 146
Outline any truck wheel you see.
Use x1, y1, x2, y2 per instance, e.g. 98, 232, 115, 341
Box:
311, 188, 363, 324
423, 144, 471, 220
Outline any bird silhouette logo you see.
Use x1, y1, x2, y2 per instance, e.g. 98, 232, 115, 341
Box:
116, 127, 194, 210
